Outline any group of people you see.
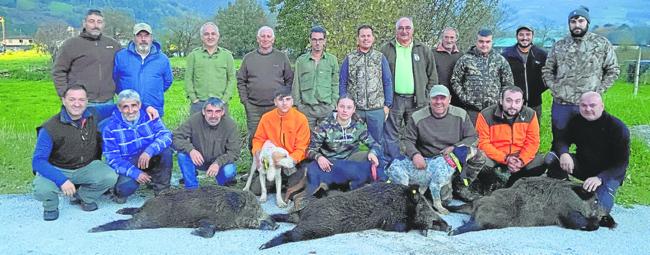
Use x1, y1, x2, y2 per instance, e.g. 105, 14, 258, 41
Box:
32, 6, 629, 222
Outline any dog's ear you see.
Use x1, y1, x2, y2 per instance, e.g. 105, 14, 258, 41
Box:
571, 186, 595, 200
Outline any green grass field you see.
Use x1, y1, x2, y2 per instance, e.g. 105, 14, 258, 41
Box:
1, 50, 649, 207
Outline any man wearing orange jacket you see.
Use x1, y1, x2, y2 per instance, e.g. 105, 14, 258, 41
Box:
475, 86, 545, 187
250, 86, 310, 193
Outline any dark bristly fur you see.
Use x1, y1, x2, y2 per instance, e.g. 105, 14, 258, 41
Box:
448, 177, 617, 235
260, 182, 449, 249
89, 186, 277, 235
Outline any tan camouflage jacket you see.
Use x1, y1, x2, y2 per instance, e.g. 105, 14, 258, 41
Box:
542, 32, 620, 104
451, 46, 514, 111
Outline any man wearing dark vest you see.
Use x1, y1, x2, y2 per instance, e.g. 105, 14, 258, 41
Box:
32, 84, 118, 221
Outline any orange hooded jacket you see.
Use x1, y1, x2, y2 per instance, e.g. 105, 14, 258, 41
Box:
252, 107, 310, 163
476, 104, 540, 165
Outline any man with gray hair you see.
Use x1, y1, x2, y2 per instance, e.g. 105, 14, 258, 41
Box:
52, 9, 121, 115
102, 89, 172, 203
113, 23, 173, 118
173, 97, 241, 189
185, 22, 236, 114
237, 26, 293, 150
381, 17, 437, 163
433, 27, 463, 107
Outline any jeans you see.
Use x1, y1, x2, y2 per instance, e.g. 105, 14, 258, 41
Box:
177, 152, 237, 189
114, 148, 173, 198
550, 102, 580, 152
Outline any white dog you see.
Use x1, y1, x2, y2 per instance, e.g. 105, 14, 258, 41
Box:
243, 140, 295, 208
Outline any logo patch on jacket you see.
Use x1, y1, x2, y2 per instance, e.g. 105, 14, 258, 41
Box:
414, 54, 420, 62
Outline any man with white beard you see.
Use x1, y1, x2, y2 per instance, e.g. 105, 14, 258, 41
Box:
113, 23, 173, 118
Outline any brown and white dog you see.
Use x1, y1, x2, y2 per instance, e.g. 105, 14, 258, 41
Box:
243, 140, 295, 208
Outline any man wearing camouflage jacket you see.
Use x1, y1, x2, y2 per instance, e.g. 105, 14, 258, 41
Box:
542, 6, 619, 152
451, 29, 514, 124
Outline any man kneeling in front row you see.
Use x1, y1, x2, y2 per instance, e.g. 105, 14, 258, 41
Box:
173, 97, 241, 189
102, 89, 173, 203
545, 92, 629, 213
32, 84, 118, 221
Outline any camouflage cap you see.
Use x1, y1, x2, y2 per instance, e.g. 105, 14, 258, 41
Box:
429, 85, 450, 98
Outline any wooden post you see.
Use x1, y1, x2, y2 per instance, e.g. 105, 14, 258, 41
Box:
634, 46, 641, 96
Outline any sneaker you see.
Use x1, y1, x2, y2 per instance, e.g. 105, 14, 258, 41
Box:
81, 201, 98, 212
544, 151, 559, 166
43, 209, 59, 221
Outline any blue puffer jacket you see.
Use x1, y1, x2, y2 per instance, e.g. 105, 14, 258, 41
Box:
113, 41, 173, 116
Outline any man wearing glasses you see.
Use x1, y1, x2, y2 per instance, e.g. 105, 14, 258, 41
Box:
32, 84, 118, 221
291, 26, 339, 128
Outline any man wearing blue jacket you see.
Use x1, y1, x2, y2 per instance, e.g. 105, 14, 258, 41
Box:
102, 90, 173, 203
32, 84, 118, 221
113, 23, 173, 118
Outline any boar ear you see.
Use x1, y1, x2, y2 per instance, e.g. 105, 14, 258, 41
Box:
571, 186, 595, 200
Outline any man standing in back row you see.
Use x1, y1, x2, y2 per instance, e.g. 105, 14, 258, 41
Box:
238, 26, 294, 149
292, 26, 339, 128
185, 22, 236, 114
340, 24, 393, 148
542, 6, 619, 152
502, 25, 548, 120
451, 29, 514, 124
381, 17, 437, 163
52, 9, 121, 113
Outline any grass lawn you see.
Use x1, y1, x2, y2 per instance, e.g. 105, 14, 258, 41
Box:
1, 51, 649, 207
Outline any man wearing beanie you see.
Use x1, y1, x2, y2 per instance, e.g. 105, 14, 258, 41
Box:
542, 6, 619, 154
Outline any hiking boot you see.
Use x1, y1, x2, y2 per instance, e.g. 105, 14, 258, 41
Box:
81, 201, 98, 212
224, 179, 238, 187
453, 185, 480, 202
69, 194, 81, 205
544, 151, 559, 166
112, 195, 127, 204
43, 209, 59, 221
494, 167, 511, 184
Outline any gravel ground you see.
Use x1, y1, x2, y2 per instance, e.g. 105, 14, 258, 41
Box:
630, 125, 650, 146
1, 191, 649, 255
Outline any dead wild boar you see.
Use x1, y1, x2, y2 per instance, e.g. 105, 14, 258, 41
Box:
89, 186, 278, 237
260, 182, 449, 249
448, 176, 617, 235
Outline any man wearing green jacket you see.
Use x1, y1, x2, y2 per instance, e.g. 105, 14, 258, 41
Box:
185, 22, 236, 114
380, 17, 437, 163
292, 26, 339, 128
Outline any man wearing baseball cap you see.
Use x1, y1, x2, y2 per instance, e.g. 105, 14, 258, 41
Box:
401, 85, 486, 201
542, 6, 619, 154
501, 25, 548, 120
113, 22, 173, 118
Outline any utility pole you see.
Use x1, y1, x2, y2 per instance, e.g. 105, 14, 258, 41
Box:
0, 16, 5, 46
634, 46, 641, 96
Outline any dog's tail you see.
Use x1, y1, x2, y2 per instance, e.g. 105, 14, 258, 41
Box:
446, 202, 473, 214
88, 219, 134, 233
270, 213, 300, 223
259, 229, 303, 250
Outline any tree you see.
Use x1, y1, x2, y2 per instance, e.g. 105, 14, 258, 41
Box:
410, 0, 503, 50
33, 20, 71, 61
269, 0, 504, 59
215, 0, 269, 58
101, 8, 136, 42
161, 13, 203, 57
